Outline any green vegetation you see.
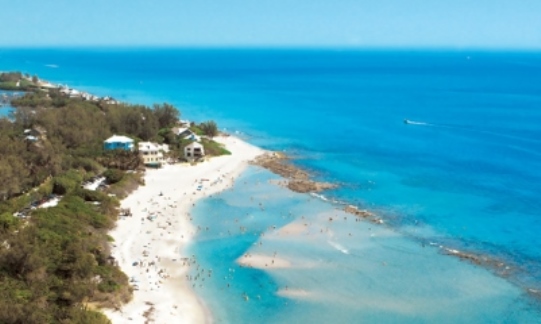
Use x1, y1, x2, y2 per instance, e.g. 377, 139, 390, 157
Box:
105, 172, 144, 199
0, 79, 186, 323
200, 138, 231, 156
199, 120, 218, 138
0, 90, 181, 201
0, 192, 130, 323
0, 72, 39, 91
103, 169, 125, 184
53, 170, 85, 195
0, 74, 231, 322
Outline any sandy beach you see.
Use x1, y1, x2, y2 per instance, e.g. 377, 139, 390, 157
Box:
103, 136, 264, 323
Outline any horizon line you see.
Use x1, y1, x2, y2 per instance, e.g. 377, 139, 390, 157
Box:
1, 45, 540, 53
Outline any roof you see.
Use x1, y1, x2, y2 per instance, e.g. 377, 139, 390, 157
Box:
104, 135, 133, 143
138, 141, 160, 151
185, 142, 203, 149
173, 127, 190, 135
139, 142, 169, 152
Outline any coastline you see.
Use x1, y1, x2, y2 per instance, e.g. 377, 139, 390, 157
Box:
102, 132, 541, 324
102, 135, 264, 323
1, 57, 536, 316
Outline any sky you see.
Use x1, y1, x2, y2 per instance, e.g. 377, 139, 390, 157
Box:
1, 0, 540, 49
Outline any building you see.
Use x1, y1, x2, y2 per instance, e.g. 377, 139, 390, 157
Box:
103, 135, 134, 151
184, 142, 205, 162
60, 87, 81, 98
138, 142, 168, 167
173, 127, 201, 142
23, 126, 47, 142
178, 119, 191, 127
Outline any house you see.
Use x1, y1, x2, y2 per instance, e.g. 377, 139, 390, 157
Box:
23, 126, 47, 141
103, 135, 134, 151
184, 142, 205, 162
138, 142, 168, 166
173, 127, 201, 142
101, 96, 119, 105
178, 119, 191, 127
38, 81, 57, 90
60, 87, 81, 98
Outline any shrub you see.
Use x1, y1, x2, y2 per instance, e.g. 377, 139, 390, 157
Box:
201, 138, 231, 156
104, 169, 124, 184
76, 188, 108, 202
74, 157, 104, 174
53, 170, 84, 195
0, 212, 20, 233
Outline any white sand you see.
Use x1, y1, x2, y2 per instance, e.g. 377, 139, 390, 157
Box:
102, 136, 263, 323
276, 288, 314, 299
274, 222, 310, 237
237, 253, 292, 269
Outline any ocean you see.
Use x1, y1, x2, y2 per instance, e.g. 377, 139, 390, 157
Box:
1, 48, 541, 322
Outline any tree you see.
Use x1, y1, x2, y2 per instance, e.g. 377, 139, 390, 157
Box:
0, 71, 22, 82
11, 106, 36, 128
104, 169, 124, 184
153, 103, 179, 129
200, 120, 218, 138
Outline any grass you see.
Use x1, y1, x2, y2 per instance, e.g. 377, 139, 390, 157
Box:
201, 138, 231, 156
105, 171, 144, 199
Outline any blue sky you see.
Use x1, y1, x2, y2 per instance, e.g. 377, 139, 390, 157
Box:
2, 0, 540, 49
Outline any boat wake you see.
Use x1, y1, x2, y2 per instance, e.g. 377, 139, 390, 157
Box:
404, 118, 541, 147
404, 119, 429, 126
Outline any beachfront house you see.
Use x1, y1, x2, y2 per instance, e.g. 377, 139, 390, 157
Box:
184, 142, 205, 162
103, 135, 134, 151
173, 127, 201, 142
138, 141, 168, 167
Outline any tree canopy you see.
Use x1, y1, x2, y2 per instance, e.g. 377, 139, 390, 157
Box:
199, 120, 218, 138
0, 82, 228, 322
0, 85, 185, 323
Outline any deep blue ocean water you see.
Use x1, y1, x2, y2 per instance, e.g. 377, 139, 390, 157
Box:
2, 48, 541, 321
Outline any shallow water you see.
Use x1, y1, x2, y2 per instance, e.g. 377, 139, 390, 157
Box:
188, 167, 540, 323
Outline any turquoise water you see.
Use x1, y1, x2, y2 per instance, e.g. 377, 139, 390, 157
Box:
189, 167, 539, 323
0, 106, 12, 118
1, 49, 541, 321
0, 90, 16, 117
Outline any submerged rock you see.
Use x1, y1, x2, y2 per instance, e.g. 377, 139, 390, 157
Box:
251, 153, 337, 193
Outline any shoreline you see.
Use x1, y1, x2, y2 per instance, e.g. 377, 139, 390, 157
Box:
102, 135, 264, 323
103, 133, 541, 323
